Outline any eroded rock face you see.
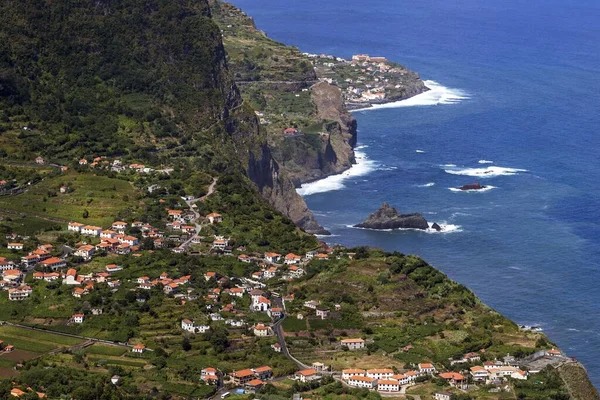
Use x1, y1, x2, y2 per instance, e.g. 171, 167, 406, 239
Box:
355, 203, 429, 230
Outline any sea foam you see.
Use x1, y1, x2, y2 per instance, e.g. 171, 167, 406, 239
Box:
417, 182, 436, 187
444, 166, 527, 178
296, 148, 376, 196
349, 222, 462, 234
478, 159, 494, 164
353, 80, 470, 111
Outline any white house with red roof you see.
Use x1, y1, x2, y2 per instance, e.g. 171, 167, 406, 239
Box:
341, 338, 365, 350
206, 213, 222, 224
284, 253, 302, 265
264, 252, 281, 263
72, 313, 85, 323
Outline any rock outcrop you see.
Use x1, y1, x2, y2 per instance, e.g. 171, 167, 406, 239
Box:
355, 203, 430, 230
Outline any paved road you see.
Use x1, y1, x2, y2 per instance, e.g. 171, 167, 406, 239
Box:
181, 178, 218, 249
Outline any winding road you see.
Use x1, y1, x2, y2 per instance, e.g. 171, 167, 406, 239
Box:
181, 178, 218, 249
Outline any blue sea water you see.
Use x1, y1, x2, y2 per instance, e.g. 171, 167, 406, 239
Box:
230, 0, 600, 387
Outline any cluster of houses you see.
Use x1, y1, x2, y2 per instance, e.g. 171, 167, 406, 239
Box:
68, 221, 140, 256
77, 156, 156, 174
9, 386, 46, 398
229, 365, 273, 392
136, 272, 191, 295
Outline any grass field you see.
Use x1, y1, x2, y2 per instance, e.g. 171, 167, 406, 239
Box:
0, 325, 83, 354
0, 172, 139, 227
87, 354, 147, 367
85, 344, 128, 356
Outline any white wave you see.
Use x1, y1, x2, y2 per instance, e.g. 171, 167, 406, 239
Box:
441, 164, 456, 167
478, 159, 494, 164
444, 166, 527, 178
449, 185, 496, 192
426, 222, 462, 234
316, 234, 339, 238
296, 148, 377, 196
355, 144, 369, 150
567, 328, 580, 332
348, 222, 462, 234
416, 149, 425, 153
416, 182, 435, 187
353, 80, 470, 111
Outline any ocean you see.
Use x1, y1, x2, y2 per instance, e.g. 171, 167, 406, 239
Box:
229, 0, 600, 387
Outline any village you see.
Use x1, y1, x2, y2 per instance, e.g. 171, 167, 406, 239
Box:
0, 195, 576, 398
309, 53, 426, 109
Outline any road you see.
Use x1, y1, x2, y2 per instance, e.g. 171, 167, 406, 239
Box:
181, 178, 218, 249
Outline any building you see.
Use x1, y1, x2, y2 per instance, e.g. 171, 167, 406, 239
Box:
341, 338, 365, 350
253, 366, 273, 380
347, 375, 376, 389
105, 264, 122, 273
264, 252, 281, 263
201, 367, 220, 385
295, 369, 321, 383
206, 213, 222, 224
418, 363, 436, 374
7, 243, 23, 250
315, 307, 330, 320
81, 225, 102, 236
253, 324, 271, 337
111, 221, 128, 231
252, 296, 271, 312
68, 222, 84, 232
271, 343, 281, 353
377, 379, 400, 392
8, 286, 32, 301
64, 268, 80, 285
2, 269, 22, 281
439, 372, 467, 388
269, 307, 283, 319
470, 366, 489, 381
284, 253, 302, 264
132, 344, 146, 354
74, 244, 95, 260
244, 379, 264, 393
434, 392, 452, 400
232, 369, 255, 385
40, 257, 66, 270
342, 369, 366, 381
72, 313, 85, 323
181, 319, 210, 334
366, 368, 394, 380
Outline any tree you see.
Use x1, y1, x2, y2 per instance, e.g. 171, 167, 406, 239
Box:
182, 337, 191, 351
82, 209, 89, 219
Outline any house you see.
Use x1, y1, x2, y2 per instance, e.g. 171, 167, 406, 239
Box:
252, 296, 271, 312
35, 156, 45, 164
68, 222, 84, 232
181, 319, 210, 334
251, 271, 264, 280
315, 307, 330, 320
40, 257, 66, 270
7, 243, 23, 250
111, 221, 128, 231
212, 238, 228, 250
111, 375, 121, 385
81, 225, 102, 236
253, 366, 273, 380
434, 392, 453, 400
0, 257, 13, 270
100, 230, 116, 239
283, 127, 298, 135
105, 264, 122, 273
264, 252, 281, 263
377, 379, 400, 392
464, 351, 481, 362
269, 307, 283, 319
470, 366, 489, 381
72, 313, 85, 323
64, 269, 80, 285
167, 209, 183, 221
206, 213, 222, 224
284, 253, 302, 265
117, 235, 139, 246
204, 271, 216, 281
304, 300, 320, 309
439, 372, 466, 388
232, 369, 255, 385
238, 254, 251, 263
253, 324, 271, 337
8, 286, 32, 301
341, 338, 365, 350
132, 344, 146, 354
244, 379, 264, 393
263, 266, 278, 279
201, 368, 220, 385
271, 343, 281, 352
33, 272, 60, 282
74, 244, 95, 260
546, 348, 562, 357
347, 375, 376, 389
116, 244, 131, 254
288, 265, 305, 278
72, 287, 88, 298
314, 253, 329, 261
418, 363, 436, 374
366, 368, 394, 380
108, 280, 121, 288
295, 369, 321, 383
229, 287, 245, 297
2, 269, 23, 281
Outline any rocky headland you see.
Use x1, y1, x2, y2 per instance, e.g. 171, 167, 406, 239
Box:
355, 203, 440, 231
